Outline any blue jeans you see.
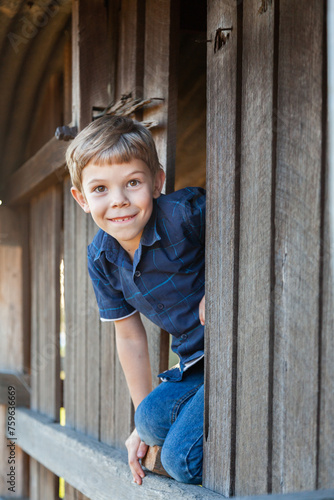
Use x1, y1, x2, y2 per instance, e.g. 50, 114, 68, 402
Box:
135, 361, 204, 484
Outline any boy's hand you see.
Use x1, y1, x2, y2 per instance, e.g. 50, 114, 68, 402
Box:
125, 428, 148, 485
199, 295, 205, 325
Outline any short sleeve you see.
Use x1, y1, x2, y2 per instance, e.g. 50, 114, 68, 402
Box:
183, 187, 206, 246
87, 247, 136, 321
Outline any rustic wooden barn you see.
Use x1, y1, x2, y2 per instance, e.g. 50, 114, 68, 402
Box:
0, 0, 333, 499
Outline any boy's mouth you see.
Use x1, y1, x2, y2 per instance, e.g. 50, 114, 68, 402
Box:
109, 214, 136, 223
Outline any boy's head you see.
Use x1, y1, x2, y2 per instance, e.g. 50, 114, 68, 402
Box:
66, 115, 162, 193
66, 115, 165, 258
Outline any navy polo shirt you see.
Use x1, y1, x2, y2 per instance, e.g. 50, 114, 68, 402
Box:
87, 187, 205, 381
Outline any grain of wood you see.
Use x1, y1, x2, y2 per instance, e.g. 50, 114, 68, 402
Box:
235, 0, 275, 495
63, 177, 77, 428
272, 0, 324, 493
30, 187, 61, 498
143, 0, 178, 194
0, 208, 29, 497
86, 216, 100, 439
204, 0, 239, 496
318, 150, 334, 487
116, 0, 145, 100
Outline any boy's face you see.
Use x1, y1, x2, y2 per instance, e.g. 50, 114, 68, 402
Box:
71, 159, 165, 258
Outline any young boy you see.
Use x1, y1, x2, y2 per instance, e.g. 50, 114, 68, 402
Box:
66, 115, 206, 485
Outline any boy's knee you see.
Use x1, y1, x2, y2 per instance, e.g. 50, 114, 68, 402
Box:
160, 442, 202, 484
135, 397, 164, 446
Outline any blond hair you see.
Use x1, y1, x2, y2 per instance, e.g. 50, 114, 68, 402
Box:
66, 115, 161, 192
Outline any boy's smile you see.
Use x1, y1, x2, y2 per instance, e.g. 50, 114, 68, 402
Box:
71, 159, 165, 259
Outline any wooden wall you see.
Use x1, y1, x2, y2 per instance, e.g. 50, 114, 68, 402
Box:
204, 0, 334, 497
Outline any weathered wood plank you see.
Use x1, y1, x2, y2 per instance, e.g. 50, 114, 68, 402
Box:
74, 200, 88, 434
318, 138, 334, 486
16, 408, 224, 500
30, 186, 62, 499
235, 0, 275, 496
272, 0, 324, 493
2, 137, 68, 206
31, 186, 61, 419
86, 216, 100, 439
143, 0, 179, 193
204, 0, 239, 496
99, 321, 116, 445
116, 0, 145, 100
0, 208, 24, 371
63, 177, 77, 428
30, 198, 39, 413
72, 0, 112, 130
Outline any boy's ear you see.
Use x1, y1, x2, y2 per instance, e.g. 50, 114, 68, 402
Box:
153, 168, 166, 199
71, 187, 91, 213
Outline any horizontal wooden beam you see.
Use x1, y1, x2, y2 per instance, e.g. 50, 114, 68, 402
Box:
16, 408, 223, 500
0, 371, 30, 406
15, 408, 334, 500
2, 136, 68, 206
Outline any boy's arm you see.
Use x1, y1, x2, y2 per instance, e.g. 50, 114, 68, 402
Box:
114, 312, 152, 485
114, 311, 152, 408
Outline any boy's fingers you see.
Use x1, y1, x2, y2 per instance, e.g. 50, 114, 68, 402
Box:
129, 454, 145, 484
137, 441, 148, 458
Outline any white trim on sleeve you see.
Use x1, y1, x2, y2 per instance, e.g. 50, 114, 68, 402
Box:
100, 310, 137, 322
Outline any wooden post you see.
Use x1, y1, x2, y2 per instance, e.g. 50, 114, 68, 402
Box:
235, 0, 275, 495
204, 0, 240, 496
272, 0, 324, 493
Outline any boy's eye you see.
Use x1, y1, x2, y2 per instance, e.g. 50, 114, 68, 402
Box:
94, 186, 106, 193
128, 179, 140, 187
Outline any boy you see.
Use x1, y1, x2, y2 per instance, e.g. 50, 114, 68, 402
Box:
66, 115, 206, 485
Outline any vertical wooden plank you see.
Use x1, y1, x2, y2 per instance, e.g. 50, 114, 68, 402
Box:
203, 1, 239, 496
235, 0, 275, 496
30, 199, 40, 500
64, 177, 77, 428
318, 134, 334, 486
116, 0, 145, 99
272, 0, 324, 493
86, 216, 100, 439
64, 176, 80, 500
30, 185, 62, 500
143, 0, 179, 193
64, 33, 72, 126
74, 200, 88, 434
72, 0, 113, 130
0, 207, 29, 498
100, 321, 116, 445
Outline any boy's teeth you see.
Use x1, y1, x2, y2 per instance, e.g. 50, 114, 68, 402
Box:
113, 216, 132, 221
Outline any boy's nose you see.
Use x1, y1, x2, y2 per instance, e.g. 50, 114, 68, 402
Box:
110, 189, 129, 207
